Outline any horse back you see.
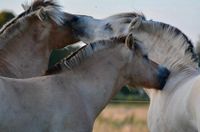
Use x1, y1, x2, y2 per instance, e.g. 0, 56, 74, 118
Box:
0, 76, 92, 132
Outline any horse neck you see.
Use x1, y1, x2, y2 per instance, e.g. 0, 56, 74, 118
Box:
61, 44, 129, 121
135, 23, 200, 99
0, 23, 51, 78
132, 21, 199, 72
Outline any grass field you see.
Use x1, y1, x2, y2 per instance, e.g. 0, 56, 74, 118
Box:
93, 103, 149, 132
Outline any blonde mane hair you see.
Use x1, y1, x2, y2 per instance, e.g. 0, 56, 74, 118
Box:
0, 0, 64, 40
130, 18, 199, 72
45, 36, 126, 75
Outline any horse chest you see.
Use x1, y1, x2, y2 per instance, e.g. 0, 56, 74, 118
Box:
148, 89, 198, 132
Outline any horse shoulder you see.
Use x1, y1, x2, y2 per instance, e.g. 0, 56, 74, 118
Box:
187, 75, 200, 108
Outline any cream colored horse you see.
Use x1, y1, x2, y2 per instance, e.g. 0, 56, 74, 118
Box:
0, 0, 142, 78
0, 0, 81, 78
0, 35, 169, 132
129, 17, 200, 132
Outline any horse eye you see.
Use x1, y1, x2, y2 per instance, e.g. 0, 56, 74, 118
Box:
143, 55, 148, 59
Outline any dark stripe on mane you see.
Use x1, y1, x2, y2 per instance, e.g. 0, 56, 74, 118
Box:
107, 12, 146, 20
45, 36, 126, 75
45, 45, 87, 75
0, 12, 25, 34
158, 21, 198, 62
62, 45, 87, 63
0, 0, 59, 34
143, 20, 199, 62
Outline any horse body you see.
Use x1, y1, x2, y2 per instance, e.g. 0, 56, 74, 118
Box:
129, 17, 200, 132
148, 72, 200, 132
0, 75, 91, 132
0, 37, 169, 132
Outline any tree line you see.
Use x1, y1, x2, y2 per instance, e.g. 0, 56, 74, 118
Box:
0, 11, 15, 28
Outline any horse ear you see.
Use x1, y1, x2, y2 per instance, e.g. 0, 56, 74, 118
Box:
36, 8, 48, 21
22, 4, 29, 11
35, 6, 64, 25
21, 1, 30, 11
129, 16, 142, 31
125, 33, 135, 50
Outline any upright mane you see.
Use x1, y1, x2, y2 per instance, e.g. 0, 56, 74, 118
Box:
45, 36, 126, 75
130, 19, 199, 72
106, 12, 145, 20
0, 0, 64, 35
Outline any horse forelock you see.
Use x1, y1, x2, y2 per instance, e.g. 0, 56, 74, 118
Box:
0, 0, 64, 35
46, 36, 126, 75
131, 19, 199, 71
23, 0, 60, 11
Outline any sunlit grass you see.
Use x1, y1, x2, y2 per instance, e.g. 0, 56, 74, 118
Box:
93, 103, 149, 132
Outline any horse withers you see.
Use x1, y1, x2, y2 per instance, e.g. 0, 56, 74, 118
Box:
0, 35, 169, 132
129, 17, 200, 132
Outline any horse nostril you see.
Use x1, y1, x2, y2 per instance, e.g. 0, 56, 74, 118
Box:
64, 16, 79, 26
162, 68, 170, 78
158, 67, 170, 90
70, 16, 79, 23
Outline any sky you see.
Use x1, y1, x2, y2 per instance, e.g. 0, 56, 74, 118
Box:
0, 0, 200, 44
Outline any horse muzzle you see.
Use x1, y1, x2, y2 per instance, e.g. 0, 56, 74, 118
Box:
157, 67, 170, 90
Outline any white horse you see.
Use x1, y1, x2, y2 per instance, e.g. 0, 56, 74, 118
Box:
129, 17, 200, 132
0, 35, 169, 132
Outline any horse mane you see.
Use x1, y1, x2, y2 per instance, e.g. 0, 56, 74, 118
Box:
0, 0, 64, 35
195, 40, 200, 62
131, 19, 199, 71
106, 12, 145, 20
45, 36, 126, 75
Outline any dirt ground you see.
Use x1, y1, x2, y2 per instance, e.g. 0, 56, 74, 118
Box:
93, 103, 149, 132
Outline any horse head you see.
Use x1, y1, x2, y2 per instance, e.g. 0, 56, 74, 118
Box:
63, 12, 145, 43
124, 33, 170, 90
